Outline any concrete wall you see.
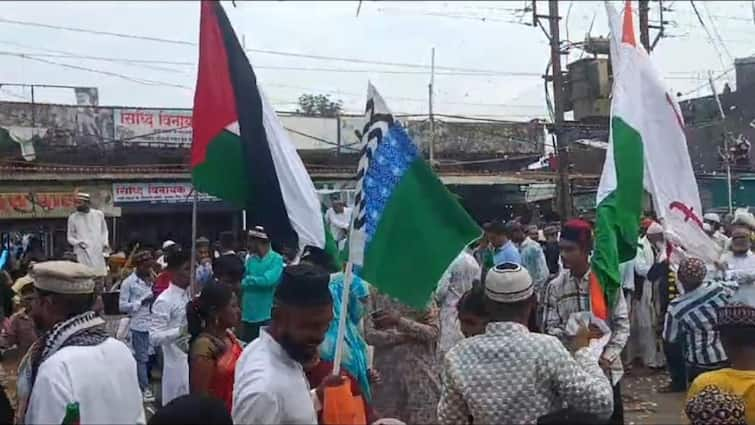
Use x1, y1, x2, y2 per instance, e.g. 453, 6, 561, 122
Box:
0, 101, 546, 166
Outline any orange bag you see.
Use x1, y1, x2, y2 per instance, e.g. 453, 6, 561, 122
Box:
589, 272, 608, 321
322, 379, 367, 425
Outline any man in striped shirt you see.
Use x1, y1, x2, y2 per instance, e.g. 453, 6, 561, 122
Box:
663, 257, 734, 385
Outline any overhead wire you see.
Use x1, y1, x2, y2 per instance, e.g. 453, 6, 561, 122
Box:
688, 1, 732, 69
0, 17, 546, 75
0, 48, 546, 77
701, 1, 735, 63
0, 51, 193, 90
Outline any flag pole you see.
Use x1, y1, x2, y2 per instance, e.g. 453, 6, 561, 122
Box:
708, 71, 733, 214
189, 189, 199, 296
332, 261, 353, 375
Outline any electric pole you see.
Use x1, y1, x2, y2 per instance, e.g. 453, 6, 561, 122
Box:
428, 47, 435, 165
537, 0, 571, 219
639, 0, 651, 51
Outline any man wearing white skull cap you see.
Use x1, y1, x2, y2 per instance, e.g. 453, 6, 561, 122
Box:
66, 192, 109, 275
437, 263, 614, 424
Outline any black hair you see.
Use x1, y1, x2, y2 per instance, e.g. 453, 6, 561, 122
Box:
487, 221, 506, 235
148, 394, 232, 425
274, 264, 332, 307
212, 254, 244, 282
35, 288, 95, 319
457, 286, 487, 317
301, 246, 338, 273
219, 231, 235, 250
719, 325, 755, 349
504, 220, 521, 238
186, 283, 234, 344
484, 293, 535, 323
166, 249, 191, 271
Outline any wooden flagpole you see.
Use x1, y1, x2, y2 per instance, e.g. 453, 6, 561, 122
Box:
189, 189, 198, 296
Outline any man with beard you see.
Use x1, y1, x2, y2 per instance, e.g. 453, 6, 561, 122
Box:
20, 261, 144, 424
66, 192, 109, 275
232, 264, 342, 424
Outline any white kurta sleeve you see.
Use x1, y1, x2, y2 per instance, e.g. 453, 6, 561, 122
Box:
99, 210, 109, 249
150, 297, 180, 346
67, 215, 81, 247
232, 390, 282, 424
26, 363, 74, 425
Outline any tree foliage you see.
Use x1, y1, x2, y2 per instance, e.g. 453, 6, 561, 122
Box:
297, 93, 343, 117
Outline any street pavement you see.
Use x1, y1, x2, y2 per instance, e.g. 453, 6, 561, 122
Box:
624, 367, 686, 424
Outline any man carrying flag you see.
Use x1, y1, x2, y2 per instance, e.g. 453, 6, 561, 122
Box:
544, 219, 630, 424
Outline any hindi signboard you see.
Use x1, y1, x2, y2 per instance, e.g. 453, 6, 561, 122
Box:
113, 182, 219, 204
113, 109, 193, 146
0, 185, 117, 219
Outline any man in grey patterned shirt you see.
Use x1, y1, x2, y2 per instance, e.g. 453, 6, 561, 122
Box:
437, 263, 614, 425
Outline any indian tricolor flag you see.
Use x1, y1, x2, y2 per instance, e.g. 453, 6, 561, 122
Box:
591, 1, 647, 315
191, 0, 325, 251
594, 0, 718, 316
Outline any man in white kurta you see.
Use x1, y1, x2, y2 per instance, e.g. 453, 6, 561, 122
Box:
66, 192, 109, 275
435, 250, 481, 358
325, 200, 352, 247
233, 264, 336, 424
630, 225, 667, 368
23, 261, 144, 425
150, 250, 191, 406
718, 226, 755, 306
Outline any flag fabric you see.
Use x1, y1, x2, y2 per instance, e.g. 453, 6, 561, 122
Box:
348, 83, 481, 309
191, 0, 325, 251
605, 0, 718, 265
592, 0, 646, 308
595, 0, 718, 307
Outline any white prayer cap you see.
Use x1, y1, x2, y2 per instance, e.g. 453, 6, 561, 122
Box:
75, 192, 91, 201
484, 263, 533, 303
29, 261, 98, 295
646, 222, 664, 235
733, 210, 755, 229
248, 226, 269, 240
162, 240, 176, 249
703, 213, 721, 224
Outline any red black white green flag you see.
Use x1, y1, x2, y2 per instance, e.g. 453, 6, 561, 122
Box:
191, 0, 325, 250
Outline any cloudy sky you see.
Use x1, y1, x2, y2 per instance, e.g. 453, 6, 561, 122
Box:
0, 1, 753, 119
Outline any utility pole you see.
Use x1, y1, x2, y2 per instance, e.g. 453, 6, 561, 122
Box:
538, 0, 571, 219
428, 47, 435, 165
650, 0, 667, 51
639, 0, 651, 52
708, 72, 733, 214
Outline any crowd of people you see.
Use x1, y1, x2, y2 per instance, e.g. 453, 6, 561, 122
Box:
0, 192, 754, 424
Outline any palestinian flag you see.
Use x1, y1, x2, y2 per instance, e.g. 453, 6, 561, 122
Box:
191, 0, 325, 251
591, 0, 647, 312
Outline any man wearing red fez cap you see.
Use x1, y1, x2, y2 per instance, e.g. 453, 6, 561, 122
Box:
544, 218, 630, 424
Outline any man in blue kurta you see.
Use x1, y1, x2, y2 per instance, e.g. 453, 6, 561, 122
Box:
488, 221, 522, 266
240, 226, 284, 342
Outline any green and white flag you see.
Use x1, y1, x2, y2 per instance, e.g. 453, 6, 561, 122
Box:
348, 83, 481, 308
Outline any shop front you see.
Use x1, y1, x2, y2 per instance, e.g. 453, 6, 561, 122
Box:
0, 184, 119, 259
112, 181, 242, 249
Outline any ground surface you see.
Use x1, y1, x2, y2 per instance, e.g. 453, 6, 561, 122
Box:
623, 367, 686, 424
